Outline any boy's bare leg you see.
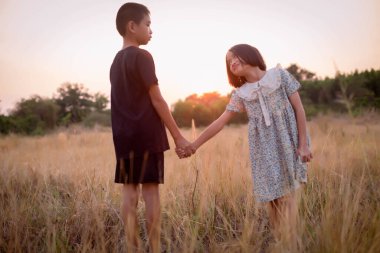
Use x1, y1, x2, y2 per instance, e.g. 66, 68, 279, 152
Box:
142, 183, 161, 253
121, 184, 141, 252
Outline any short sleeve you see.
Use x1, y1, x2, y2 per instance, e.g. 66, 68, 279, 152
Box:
136, 50, 158, 90
280, 69, 301, 97
226, 90, 245, 113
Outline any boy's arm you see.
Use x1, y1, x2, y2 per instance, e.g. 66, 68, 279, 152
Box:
288, 91, 313, 162
191, 110, 235, 150
149, 85, 190, 150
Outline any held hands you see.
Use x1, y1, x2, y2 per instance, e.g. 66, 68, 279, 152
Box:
174, 136, 196, 159
175, 143, 196, 159
297, 145, 313, 163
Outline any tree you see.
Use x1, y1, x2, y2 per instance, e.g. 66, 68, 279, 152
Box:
55, 83, 93, 124
10, 95, 59, 134
363, 69, 380, 97
172, 100, 193, 127
286, 64, 316, 82
0, 115, 13, 135
172, 92, 246, 127
93, 92, 109, 112
193, 104, 212, 126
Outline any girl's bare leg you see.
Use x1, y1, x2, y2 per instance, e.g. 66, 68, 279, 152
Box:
267, 192, 298, 246
267, 198, 281, 239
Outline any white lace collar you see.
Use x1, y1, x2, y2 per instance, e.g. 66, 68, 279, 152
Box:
236, 64, 282, 101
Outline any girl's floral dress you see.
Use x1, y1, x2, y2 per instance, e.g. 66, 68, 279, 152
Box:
226, 64, 309, 202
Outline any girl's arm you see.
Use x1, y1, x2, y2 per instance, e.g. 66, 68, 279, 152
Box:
288, 92, 313, 162
190, 110, 235, 151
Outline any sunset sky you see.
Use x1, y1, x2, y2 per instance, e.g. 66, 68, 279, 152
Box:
1, 0, 379, 114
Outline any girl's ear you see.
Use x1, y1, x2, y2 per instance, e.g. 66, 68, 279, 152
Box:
127, 20, 136, 34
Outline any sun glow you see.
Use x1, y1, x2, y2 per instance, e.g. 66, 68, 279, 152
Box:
0, 0, 379, 113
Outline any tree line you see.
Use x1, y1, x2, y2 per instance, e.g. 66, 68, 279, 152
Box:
1, 65, 379, 135
0, 83, 110, 135
172, 65, 380, 127
299, 67, 380, 118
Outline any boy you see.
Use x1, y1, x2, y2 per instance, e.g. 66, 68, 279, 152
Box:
110, 3, 192, 252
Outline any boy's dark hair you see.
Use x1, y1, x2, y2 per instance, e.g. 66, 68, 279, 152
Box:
116, 2, 150, 36
226, 44, 267, 88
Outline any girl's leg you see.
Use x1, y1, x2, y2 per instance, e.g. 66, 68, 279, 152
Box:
142, 183, 161, 253
267, 199, 280, 231
267, 198, 282, 240
267, 192, 298, 242
121, 184, 141, 252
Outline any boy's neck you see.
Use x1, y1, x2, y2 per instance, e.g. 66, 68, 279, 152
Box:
122, 37, 140, 49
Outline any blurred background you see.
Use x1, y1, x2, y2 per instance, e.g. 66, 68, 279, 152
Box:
0, 0, 379, 134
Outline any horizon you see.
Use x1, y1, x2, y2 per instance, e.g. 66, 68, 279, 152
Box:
1, 0, 379, 114
1, 65, 377, 115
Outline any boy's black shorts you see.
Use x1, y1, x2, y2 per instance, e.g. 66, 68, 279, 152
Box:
114, 152, 164, 184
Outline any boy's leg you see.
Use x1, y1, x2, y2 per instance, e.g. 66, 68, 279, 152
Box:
141, 183, 161, 253
121, 184, 141, 251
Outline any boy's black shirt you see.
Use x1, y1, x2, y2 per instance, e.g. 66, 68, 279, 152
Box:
110, 46, 169, 158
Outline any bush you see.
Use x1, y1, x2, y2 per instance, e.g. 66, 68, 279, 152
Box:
82, 111, 111, 128
0, 115, 12, 135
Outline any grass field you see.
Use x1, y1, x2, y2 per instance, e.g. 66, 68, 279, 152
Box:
1, 114, 380, 252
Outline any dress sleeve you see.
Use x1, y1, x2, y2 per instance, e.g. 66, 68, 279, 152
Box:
280, 68, 301, 97
226, 90, 245, 113
136, 50, 159, 90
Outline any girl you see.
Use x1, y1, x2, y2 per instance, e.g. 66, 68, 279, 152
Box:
177, 44, 312, 236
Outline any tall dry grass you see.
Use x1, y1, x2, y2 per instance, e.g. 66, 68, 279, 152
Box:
0, 114, 380, 252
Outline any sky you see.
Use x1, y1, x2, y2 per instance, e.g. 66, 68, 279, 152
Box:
0, 0, 379, 114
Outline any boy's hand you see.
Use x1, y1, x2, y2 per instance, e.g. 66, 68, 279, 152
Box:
174, 137, 193, 158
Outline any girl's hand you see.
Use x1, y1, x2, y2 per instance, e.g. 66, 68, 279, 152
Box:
184, 143, 196, 157
297, 145, 313, 163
